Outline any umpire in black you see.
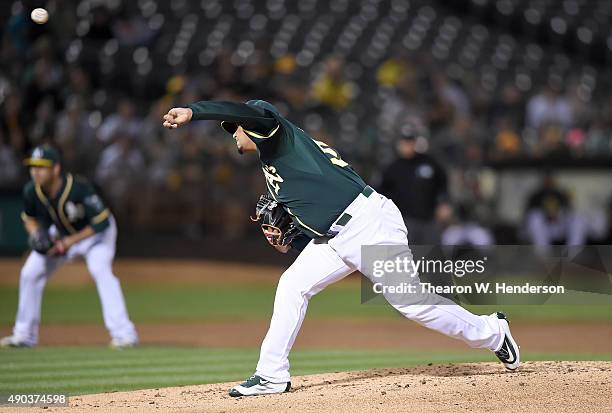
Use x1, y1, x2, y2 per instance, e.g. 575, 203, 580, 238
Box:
378, 124, 450, 245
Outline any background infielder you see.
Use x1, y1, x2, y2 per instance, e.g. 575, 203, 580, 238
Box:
0, 145, 138, 349
163, 100, 520, 397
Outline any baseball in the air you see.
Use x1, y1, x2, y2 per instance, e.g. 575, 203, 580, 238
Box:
31, 8, 49, 24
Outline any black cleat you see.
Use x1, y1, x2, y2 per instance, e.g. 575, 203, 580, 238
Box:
493, 312, 520, 371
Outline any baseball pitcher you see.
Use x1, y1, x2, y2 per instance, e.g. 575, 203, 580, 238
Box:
0, 145, 138, 349
162, 100, 520, 396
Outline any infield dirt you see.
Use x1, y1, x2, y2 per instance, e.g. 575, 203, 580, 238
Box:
37, 361, 611, 413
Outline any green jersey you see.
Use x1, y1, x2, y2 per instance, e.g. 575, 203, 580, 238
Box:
187, 100, 367, 238
22, 173, 111, 236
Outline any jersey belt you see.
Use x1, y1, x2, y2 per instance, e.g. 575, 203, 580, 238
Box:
316, 185, 374, 243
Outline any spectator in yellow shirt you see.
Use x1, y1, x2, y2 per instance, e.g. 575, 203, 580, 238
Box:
312, 57, 353, 111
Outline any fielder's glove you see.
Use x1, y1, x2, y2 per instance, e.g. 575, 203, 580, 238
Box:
251, 194, 301, 248
29, 229, 52, 254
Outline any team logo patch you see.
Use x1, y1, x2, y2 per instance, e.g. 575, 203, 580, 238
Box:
32, 148, 44, 159
65, 201, 85, 222
262, 165, 284, 195
417, 164, 434, 179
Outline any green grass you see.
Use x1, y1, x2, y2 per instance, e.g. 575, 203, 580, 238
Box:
0, 285, 398, 324
1, 284, 611, 325
1, 346, 611, 395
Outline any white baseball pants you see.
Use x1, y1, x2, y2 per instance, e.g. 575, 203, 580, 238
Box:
255, 189, 503, 382
11, 217, 138, 346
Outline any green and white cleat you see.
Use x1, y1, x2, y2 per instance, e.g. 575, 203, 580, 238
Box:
109, 337, 138, 349
0, 335, 34, 348
229, 375, 291, 397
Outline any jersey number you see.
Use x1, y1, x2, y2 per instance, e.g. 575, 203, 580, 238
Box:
313, 140, 349, 168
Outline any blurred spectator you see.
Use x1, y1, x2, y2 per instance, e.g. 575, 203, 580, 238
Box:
0, 131, 20, 187
489, 84, 524, 128
54, 96, 98, 174
23, 56, 62, 116
583, 120, 609, 156
431, 115, 486, 167
427, 91, 455, 133
112, 16, 155, 48
85, 5, 115, 42
604, 197, 612, 245
432, 72, 470, 118
175, 130, 209, 239
2, 92, 27, 154
538, 124, 571, 158
62, 66, 92, 102
441, 204, 494, 247
55, 96, 95, 147
524, 175, 587, 251
526, 83, 574, 130
493, 117, 522, 158
377, 64, 425, 145
312, 57, 354, 111
97, 99, 142, 144
378, 124, 451, 245
564, 127, 587, 156
1, 0, 611, 247
95, 134, 145, 223
29, 96, 55, 145
376, 56, 410, 88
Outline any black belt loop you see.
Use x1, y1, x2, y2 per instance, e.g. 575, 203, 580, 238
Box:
335, 213, 352, 226
321, 185, 374, 239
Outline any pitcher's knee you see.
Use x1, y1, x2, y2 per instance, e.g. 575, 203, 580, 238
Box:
88, 267, 116, 282
277, 270, 316, 299
20, 266, 44, 284
277, 272, 298, 295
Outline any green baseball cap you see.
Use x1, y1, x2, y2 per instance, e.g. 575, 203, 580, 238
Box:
220, 99, 280, 135
23, 145, 60, 167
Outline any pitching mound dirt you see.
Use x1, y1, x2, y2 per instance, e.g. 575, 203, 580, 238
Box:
41, 361, 610, 413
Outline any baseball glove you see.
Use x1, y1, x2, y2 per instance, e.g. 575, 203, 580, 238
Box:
251, 194, 301, 247
29, 229, 52, 254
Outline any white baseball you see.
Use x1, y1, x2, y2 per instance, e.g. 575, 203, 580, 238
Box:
31, 8, 49, 24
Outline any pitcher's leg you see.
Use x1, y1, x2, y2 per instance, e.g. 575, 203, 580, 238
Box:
392, 301, 503, 350
85, 244, 138, 342
360, 197, 504, 351
13, 252, 63, 345
255, 241, 353, 382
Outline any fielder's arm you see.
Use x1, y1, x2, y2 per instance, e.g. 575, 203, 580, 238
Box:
22, 184, 40, 236
21, 213, 96, 255
22, 185, 53, 254
21, 215, 40, 236
47, 226, 96, 255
